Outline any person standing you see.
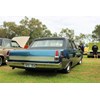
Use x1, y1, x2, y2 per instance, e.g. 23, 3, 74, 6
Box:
81, 44, 84, 54
79, 43, 84, 54
78, 43, 84, 58
92, 44, 98, 58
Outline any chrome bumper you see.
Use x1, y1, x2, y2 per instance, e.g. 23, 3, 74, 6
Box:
7, 61, 62, 69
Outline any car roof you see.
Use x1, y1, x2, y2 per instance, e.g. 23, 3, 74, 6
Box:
0, 38, 11, 40
0, 38, 17, 41
0, 38, 18, 43
34, 37, 69, 41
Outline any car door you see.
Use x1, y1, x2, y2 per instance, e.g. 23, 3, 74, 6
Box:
70, 40, 79, 66
71, 41, 79, 65
71, 41, 82, 64
67, 40, 76, 66
67, 40, 81, 66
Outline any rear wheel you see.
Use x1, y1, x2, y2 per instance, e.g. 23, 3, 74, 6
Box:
78, 58, 82, 65
0, 57, 3, 66
62, 63, 71, 73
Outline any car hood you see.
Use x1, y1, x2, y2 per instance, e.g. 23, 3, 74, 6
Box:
9, 49, 63, 63
12, 36, 30, 48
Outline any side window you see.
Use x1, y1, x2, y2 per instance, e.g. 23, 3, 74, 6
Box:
3, 40, 11, 48
11, 41, 20, 48
67, 40, 73, 49
71, 41, 77, 49
73, 42, 77, 49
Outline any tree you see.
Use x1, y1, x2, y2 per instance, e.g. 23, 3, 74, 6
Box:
59, 28, 75, 39
85, 34, 93, 43
74, 33, 88, 45
20, 17, 52, 43
3, 21, 17, 38
79, 33, 86, 44
92, 25, 100, 41
0, 28, 7, 38
0, 17, 52, 45
52, 32, 58, 37
74, 35, 80, 45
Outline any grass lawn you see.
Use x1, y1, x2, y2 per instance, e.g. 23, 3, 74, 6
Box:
0, 56, 100, 83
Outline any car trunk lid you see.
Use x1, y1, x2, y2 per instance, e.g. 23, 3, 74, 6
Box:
9, 49, 63, 63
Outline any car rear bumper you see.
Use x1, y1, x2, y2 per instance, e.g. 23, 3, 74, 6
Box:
6, 61, 63, 69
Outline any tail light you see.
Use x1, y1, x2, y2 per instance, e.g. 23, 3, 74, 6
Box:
54, 50, 59, 61
24, 45, 28, 49
7, 51, 10, 56
55, 50, 59, 56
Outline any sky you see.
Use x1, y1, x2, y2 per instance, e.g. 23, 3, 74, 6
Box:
0, 16, 100, 36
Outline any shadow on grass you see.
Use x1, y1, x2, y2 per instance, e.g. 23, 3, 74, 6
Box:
13, 69, 58, 77
1, 63, 7, 66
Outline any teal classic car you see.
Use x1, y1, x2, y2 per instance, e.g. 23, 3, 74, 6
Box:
7, 37, 83, 73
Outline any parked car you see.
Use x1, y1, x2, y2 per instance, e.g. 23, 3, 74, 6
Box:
0, 36, 29, 66
7, 37, 83, 73
87, 42, 100, 58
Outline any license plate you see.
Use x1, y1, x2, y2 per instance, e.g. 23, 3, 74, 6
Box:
24, 64, 36, 68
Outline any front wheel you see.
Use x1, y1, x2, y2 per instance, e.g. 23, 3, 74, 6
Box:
0, 57, 3, 66
62, 63, 71, 73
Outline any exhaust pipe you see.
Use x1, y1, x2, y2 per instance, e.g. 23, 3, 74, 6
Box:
12, 67, 15, 70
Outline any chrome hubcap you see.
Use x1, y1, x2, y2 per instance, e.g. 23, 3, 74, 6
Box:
79, 60, 82, 64
67, 65, 70, 72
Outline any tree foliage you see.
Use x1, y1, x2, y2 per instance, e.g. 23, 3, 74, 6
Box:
0, 17, 100, 45
59, 28, 75, 39
74, 33, 93, 45
20, 17, 52, 43
0, 17, 52, 44
74, 33, 85, 45
52, 32, 58, 37
92, 25, 100, 41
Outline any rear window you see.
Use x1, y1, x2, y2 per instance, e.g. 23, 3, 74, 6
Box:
30, 39, 64, 48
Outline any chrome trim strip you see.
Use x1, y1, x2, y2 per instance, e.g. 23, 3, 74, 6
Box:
9, 56, 54, 61
7, 61, 62, 69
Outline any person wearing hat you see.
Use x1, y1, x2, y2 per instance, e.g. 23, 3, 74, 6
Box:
92, 44, 98, 58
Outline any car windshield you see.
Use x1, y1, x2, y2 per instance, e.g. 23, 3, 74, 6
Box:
0, 39, 2, 46
11, 41, 21, 48
30, 39, 63, 48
